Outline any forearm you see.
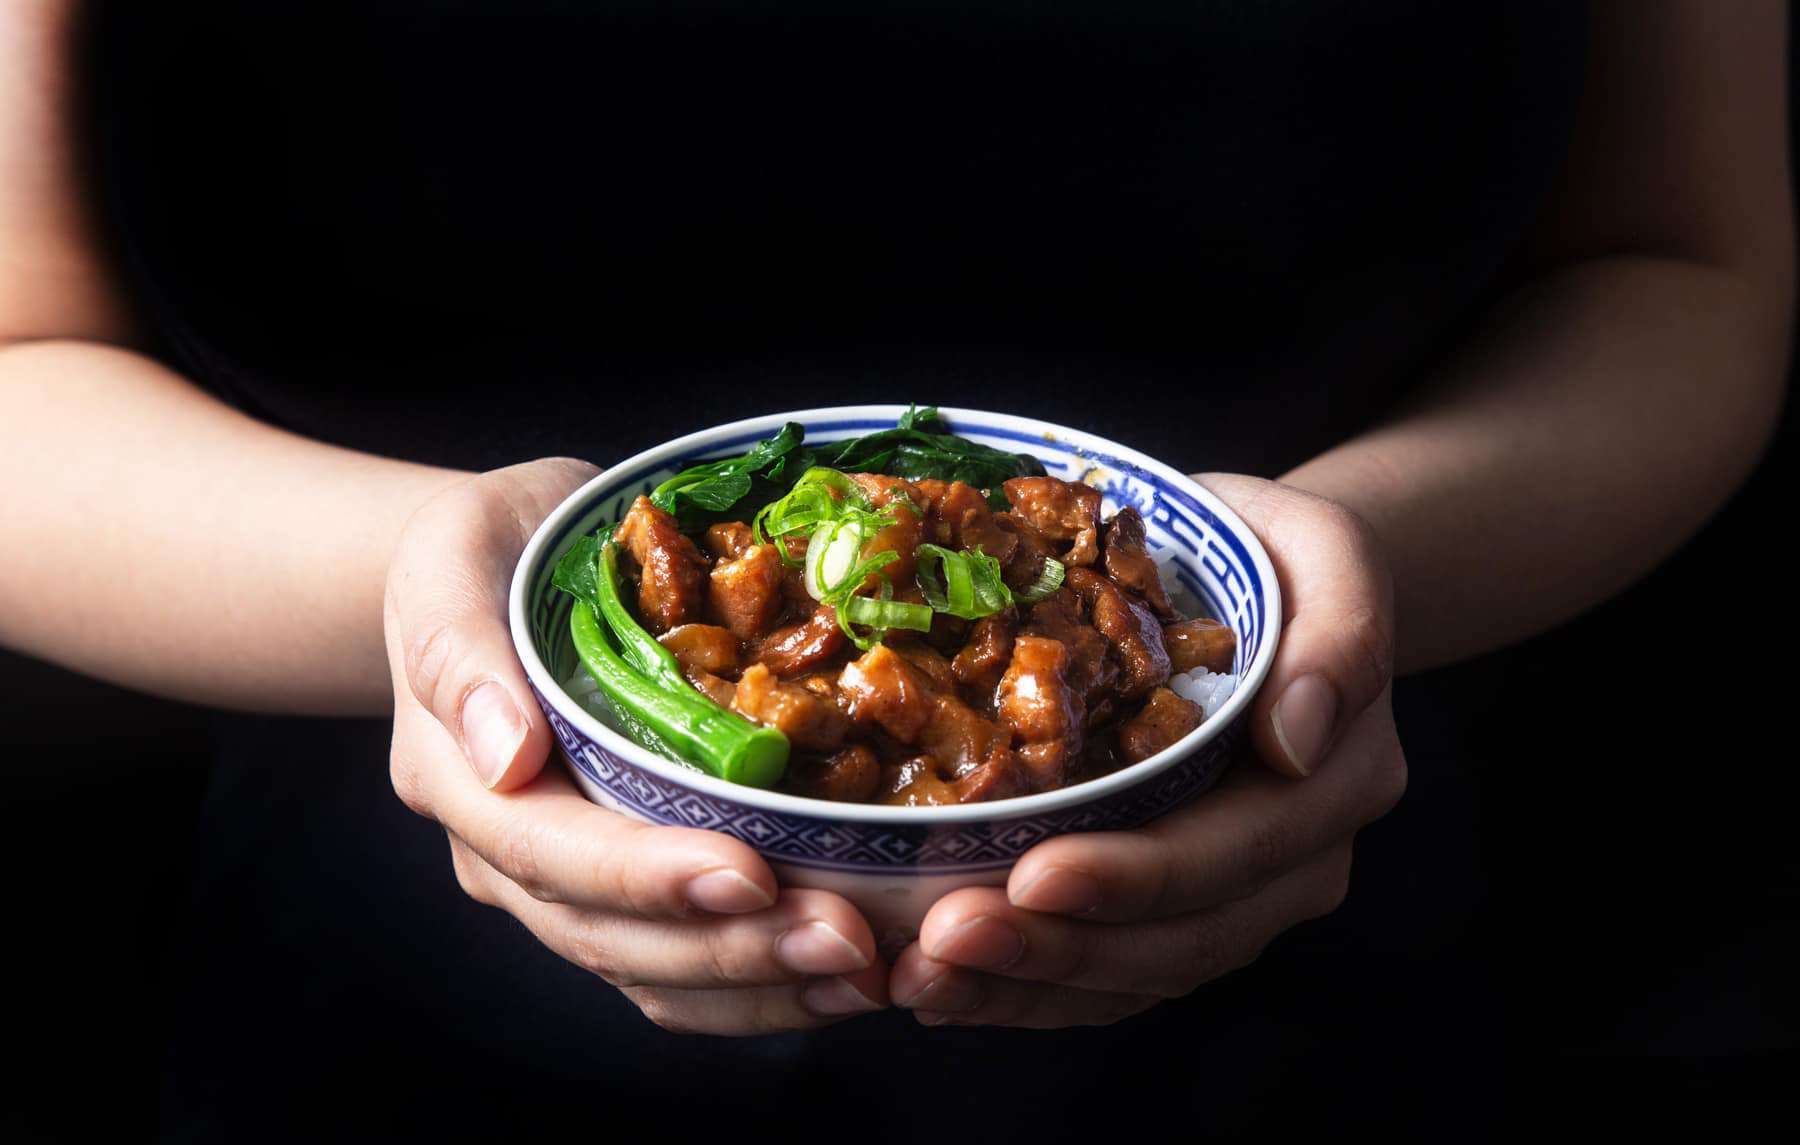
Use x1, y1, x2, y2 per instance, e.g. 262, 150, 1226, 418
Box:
0, 339, 469, 713
1285, 256, 1791, 674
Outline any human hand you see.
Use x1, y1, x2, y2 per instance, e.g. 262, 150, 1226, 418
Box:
383, 458, 889, 1033
889, 474, 1407, 1027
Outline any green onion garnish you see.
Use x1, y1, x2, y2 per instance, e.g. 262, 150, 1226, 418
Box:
915, 544, 1015, 620
838, 591, 933, 648
1013, 556, 1066, 604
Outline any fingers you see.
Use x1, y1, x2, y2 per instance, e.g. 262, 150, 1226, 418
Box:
1196, 473, 1395, 778
620, 961, 891, 1035
403, 708, 780, 915
1007, 699, 1403, 921
903, 845, 1352, 1002
890, 947, 1158, 1029
385, 459, 599, 791
456, 839, 880, 990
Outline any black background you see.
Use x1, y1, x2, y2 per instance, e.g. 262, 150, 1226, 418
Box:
5, 20, 1797, 1145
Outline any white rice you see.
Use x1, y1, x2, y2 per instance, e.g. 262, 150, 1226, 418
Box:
562, 663, 612, 721
1156, 546, 1241, 719
1167, 665, 1241, 720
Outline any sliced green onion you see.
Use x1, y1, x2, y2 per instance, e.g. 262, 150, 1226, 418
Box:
806, 518, 868, 601
834, 578, 932, 651
914, 543, 1013, 620
840, 593, 933, 635
752, 466, 892, 566
1013, 556, 1066, 604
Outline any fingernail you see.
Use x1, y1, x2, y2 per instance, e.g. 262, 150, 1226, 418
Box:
895, 970, 984, 1012
462, 681, 526, 788
1271, 673, 1337, 777
801, 976, 884, 1017
775, 922, 871, 976
926, 916, 1025, 971
685, 869, 774, 915
1011, 866, 1103, 915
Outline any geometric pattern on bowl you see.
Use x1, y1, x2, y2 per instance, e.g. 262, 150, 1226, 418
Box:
515, 406, 1276, 875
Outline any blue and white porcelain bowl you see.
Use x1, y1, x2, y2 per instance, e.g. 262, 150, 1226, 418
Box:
510, 406, 1281, 947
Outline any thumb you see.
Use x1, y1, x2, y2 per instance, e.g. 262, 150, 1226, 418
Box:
386, 460, 597, 791
1196, 474, 1395, 779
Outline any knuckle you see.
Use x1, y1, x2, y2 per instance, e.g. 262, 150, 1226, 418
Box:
1108, 994, 1160, 1025
755, 988, 818, 1034
1141, 835, 1182, 915
387, 746, 432, 818
402, 618, 462, 717
1312, 496, 1388, 577
541, 457, 603, 492
1373, 747, 1410, 816
1237, 816, 1291, 898
491, 815, 557, 903
1172, 916, 1235, 994
1337, 601, 1396, 696
627, 988, 699, 1034
448, 841, 497, 906
1047, 931, 1094, 988
1310, 849, 1355, 918
973, 985, 1025, 1027
1231, 939, 1270, 975
1314, 874, 1351, 918
568, 927, 638, 988
701, 930, 762, 985
609, 837, 674, 917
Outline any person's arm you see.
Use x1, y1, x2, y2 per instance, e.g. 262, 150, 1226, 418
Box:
0, 4, 465, 713
1286, 0, 1794, 673
2, 3, 888, 1035
0, 342, 471, 713
892, 0, 1793, 1028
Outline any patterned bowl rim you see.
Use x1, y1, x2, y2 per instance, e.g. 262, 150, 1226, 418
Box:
509, 404, 1282, 825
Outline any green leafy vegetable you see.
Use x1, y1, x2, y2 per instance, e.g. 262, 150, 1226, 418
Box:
554, 534, 788, 787
551, 529, 607, 608
809, 406, 1043, 499
649, 422, 807, 528
648, 408, 1043, 527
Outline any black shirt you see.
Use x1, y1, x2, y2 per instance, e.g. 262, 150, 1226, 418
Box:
83, 2, 1589, 1138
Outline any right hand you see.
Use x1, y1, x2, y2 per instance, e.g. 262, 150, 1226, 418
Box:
382, 458, 889, 1034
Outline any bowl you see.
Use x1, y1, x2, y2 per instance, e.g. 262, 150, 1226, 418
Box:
509, 405, 1281, 947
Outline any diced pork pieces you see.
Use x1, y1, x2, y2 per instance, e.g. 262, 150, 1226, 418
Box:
1163, 617, 1237, 674
914, 479, 1017, 560
1101, 506, 1176, 618
996, 635, 1085, 791
951, 615, 1015, 694
1117, 686, 1204, 764
881, 753, 1029, 807
604, 467, 1226, 806
747, 605, 846, 677
657, 624, 744, 706
657, 624, 739, 675
838, 644, 1013, 777
702, 521, 756, 561
784, 744, 881, 803
1020, 588, 1118, 708
1002, 476, 1103, 566
1067, 567, 1171, 700
707, 541, 785, 639
616, 496, 710, 633
732, 663, 849, 750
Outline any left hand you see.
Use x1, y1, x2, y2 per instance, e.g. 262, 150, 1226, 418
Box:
889, 474, 1408, 1027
